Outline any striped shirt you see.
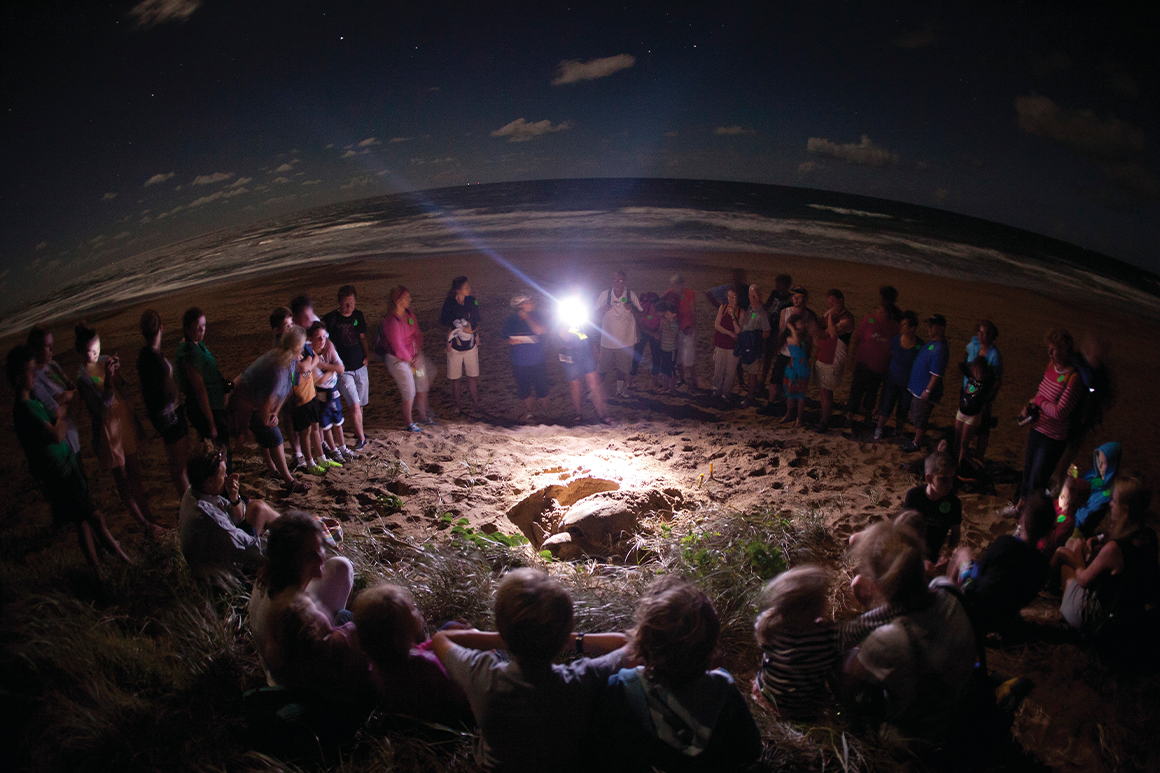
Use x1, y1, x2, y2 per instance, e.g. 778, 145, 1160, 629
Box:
757, 604, 904, 718
1031, 363, 1082, 441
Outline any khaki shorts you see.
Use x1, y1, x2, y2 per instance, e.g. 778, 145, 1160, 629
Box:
447, 345, 480, 380
599, 345, 634, 375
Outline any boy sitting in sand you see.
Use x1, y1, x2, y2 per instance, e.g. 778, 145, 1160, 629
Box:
351, 584, 471, 725
431, 568, 629, 773
903, 451, 962, 570
595, 577, 762, 772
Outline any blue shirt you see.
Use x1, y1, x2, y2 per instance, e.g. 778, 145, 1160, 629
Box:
963, 337, 1002, 390
887, 335, 923, 386
501, 313, 546, 367
908, 339, 949, 397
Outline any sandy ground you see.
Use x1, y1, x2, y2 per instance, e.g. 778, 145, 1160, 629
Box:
2, 249, 1156, 771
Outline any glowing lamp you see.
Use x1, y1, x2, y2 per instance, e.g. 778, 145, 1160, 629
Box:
557, 296, 588, 328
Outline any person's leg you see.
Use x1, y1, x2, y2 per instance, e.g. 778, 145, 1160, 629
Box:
307, 556, 355, 619
76, 521, 104, 581
569, 379, 583, 417
711, 348, 727, 396
819, 387, 833, 428
534, 365, 550, 416
414, 389, 429, 422
618, 346, 634, 392
720, 353, 739, 398
448, 349, 464, 411
975, 404, 993, 459
271, 443, 296, 486
586, 370, 609, 419
243, 499, 281, 534
166, 435, 190, 497
111, 463, 162, 535
451, 377, 463, 412
630, 338, 646, 377
467, 376, 480, 409
85, 508, 134, 564
463, 347, 480, 410
955, 419, 968, 465
124, 453, 162, 528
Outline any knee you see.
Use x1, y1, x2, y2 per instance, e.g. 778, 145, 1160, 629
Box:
323, 555, 354, 583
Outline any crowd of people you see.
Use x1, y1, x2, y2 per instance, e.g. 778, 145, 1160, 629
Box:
7, 264, 1158, 767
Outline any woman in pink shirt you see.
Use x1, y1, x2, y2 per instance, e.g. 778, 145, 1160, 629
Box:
380, 286, 435, 432
1015, 329, 1082, 507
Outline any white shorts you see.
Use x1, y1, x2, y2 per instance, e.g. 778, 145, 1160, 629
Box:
599, 345, 634, 375
447, 345, 480, 380
815, 360, 842, 391
677, 330, 696, 367
336, 365, 369, 407
385, 353, 430, 402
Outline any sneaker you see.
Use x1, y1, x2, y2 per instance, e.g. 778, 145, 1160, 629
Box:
321, 459, 343, 469
422, 415, 438, 426
325, 447, 344, 462
872, 428, 883, 442
521, 412, 535, 422
405, 423, 422, 433
900, 441, 921, 454
353, 438, 367, 451
339, 445, 357, 459
291, 456, 308, 472
306, 463, 328, 476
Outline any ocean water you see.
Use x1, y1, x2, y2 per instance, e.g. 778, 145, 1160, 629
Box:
4, 178, 1157, 338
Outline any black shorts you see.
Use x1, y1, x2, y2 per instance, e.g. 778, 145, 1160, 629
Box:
150, 404, 189, 446
187, 403, 230, 445
291, 400, 320, 433
513, 363, 550, 399
769, 354, 791, 386
249, 413, 284, 450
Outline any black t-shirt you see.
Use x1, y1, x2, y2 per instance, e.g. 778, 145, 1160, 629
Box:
137, 346, 178, 418
904, 485, 963, 560
964, 535, 1048, 632
321, 309, 368, 369
439, 295, 482, 351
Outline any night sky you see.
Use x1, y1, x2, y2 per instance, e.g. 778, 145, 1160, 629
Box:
2, 1, 1157, 308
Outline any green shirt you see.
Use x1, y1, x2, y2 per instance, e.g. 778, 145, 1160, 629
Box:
14, 398, 72, 481
175, 340, 227, 409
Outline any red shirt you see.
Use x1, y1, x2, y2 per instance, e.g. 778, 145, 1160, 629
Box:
714, 308, 739, 349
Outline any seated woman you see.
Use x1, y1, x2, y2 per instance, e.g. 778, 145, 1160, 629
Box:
178, 440, 280, 583
840, 520, 978, 746
1055, 475, 1159, 655
248, 512, 369, 708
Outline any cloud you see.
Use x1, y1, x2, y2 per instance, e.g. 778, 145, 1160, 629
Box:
1105, 62, 1139, 100
798, 161, 817, 173
101, 192, 118, 201
340, 176, 373, 190
273, 163, 294, 173
410, 157, 455, 166
114, 231, 132, 241
222, 187, 249, 198
340, 150, 358, 158
264, 195, 298, 206
192, 172, 235, 186
89, 235, 108, 246
229, 177, 252, 188
144, 171, 176, 187
324, 143, 335, 149
272, 176, 292, 184
1015, 93, 1145, 160
1015, 93, 1156, 199
128, 0, 201, 29
301, 179, 322, 186
891, 22, 940, 49
807, 135, 898, 166
188, 190, 223, 207
140, 215, 153, 224
714, 125, 756, 136
35, 241, 47, 251
663, 131, 679, 138
358, 137, 380, 147
389, 137, 413, 143
491, 118, 573, 142
551, 54, 636, 85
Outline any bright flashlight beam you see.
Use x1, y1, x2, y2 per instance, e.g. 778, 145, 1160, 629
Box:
557, 297, 588, 328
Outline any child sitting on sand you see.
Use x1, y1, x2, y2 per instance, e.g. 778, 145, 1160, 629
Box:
1040, 476, 1083, 557
753, 565, 904, 719
903, 451, 962, 570
1073, 441, 1121, 537
431, 568, 629, 773
596, 576, 761, 772
351, 584, 471, 725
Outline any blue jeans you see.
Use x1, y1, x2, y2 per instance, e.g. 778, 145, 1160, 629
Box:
1019, 428, 1066, 501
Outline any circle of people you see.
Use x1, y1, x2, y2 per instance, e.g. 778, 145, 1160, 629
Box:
8, 268, 1157, 768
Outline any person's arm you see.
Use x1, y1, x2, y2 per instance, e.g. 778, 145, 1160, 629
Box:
945, 523, 961, 553
922, 353, 944, 398
259, 391, 284, 427
430, 628, 505, 662
358, 331, 370, 367
1061, 538, 1123, 588
713, 305, 731, 336
383, 316, 410, 361
183, 361, 217, 437
1034, 370, 1083, 420
523, 310, 547, 336
567, 631, 629, 656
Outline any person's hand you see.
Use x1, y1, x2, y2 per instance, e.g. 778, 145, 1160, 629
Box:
208, 421, 218, 439
267, 413, 279, 428
55, 403, 68, 422
362, 357, 368, 368
225, 473, 241, 502
105, 357, 120, 379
